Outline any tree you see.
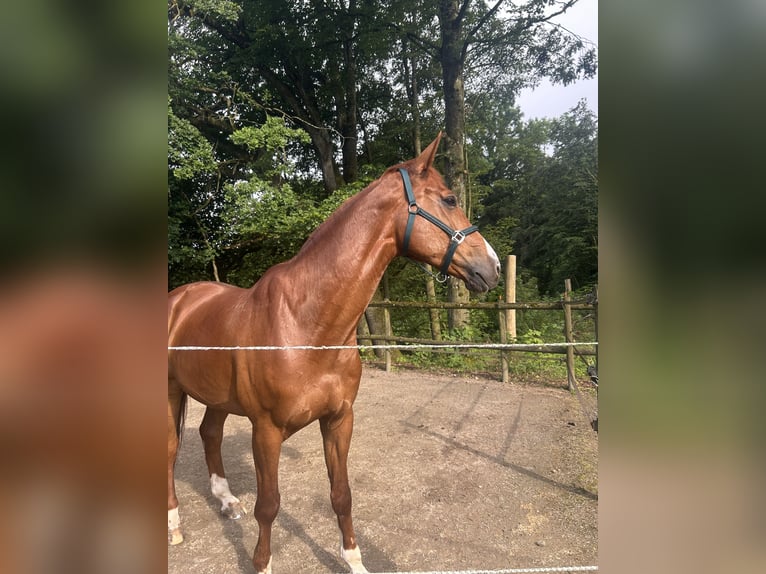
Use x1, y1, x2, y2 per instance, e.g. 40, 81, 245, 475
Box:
168, 98, 224, 285
522, 101, 598, 294
169, 0, 396, 193
168, 0, 598, 329
168, 90, 350, 288
390, 0, 596, 327
480, 100, 598, 297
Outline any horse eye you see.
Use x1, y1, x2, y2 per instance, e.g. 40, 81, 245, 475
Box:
443, 195, 458, 208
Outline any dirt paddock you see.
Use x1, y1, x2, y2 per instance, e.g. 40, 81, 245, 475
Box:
168, 367, 598, 573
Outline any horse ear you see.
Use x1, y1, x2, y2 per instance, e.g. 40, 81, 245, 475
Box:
415, 132, 443, 173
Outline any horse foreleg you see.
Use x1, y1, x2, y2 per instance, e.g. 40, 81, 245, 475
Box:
199, 407, 244, 519
320, 410, 369, 574
251, 423, 283, 574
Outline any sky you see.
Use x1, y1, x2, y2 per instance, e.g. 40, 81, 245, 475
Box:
514, 0, 598, 120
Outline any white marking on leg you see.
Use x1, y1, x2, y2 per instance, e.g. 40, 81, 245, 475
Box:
168, 507, 181, 530
210, 473, 242, 516
340, 539, 369, 573
168, 507, 183, 545
257, 556, 272, 574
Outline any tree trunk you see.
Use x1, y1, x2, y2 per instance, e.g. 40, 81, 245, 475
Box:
339, 0, 359, 184
257, 66, 339, 193
365, 273, 402, 362
311, 128, 339, 193
439, 0, 471, 330
403, 33, 440, 338
424, 271, 442, 340
402, 36, 422, 156
364, 286, 389, 361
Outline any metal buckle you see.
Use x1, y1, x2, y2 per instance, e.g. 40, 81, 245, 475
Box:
451, 230, 466, 244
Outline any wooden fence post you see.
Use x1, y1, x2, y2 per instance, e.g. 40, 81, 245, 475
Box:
499, 255, 516, 383
505, 255, 516, 339
563, 278, 575, 391
383, 305, 392, 372
382, 270, 392, 372
593, 285, 598, 377
498, 299, 509, 383
424, 266, 442, 341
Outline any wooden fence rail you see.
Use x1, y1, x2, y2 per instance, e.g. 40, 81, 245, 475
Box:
361, 257, 598, 391
366, 300, 594, 310
355, 334, 597, 356
358, 300, 598, 380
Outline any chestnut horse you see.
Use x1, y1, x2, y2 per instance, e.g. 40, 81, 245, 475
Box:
167, 134, 500, 573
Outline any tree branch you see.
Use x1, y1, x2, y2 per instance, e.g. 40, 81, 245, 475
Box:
456, 0, 473, 27
462, 0, 582, 63
386, 21, 441, 59
464, 0, 505, 48
197, 9, 250, 49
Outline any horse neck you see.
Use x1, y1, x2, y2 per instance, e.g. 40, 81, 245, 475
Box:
262, 178, 400, 343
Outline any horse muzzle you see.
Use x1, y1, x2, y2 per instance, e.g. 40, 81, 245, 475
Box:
462, 261, 500, 292
459, 241, 501, 293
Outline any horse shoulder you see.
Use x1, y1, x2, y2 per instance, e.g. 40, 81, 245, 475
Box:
246, 264, 303, 326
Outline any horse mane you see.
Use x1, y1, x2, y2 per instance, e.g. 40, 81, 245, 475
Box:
295, 164, 406, 256
296, 134, 442, 259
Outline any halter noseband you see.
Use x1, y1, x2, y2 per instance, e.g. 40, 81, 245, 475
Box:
399, 167, 479, 279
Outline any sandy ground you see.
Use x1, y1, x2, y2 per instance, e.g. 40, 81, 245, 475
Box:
168, 367, 598, 573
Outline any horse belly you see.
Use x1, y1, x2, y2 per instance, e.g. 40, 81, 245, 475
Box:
169, 354, 247, 415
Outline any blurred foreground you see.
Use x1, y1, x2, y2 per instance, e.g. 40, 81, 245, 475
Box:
1, 1, 765, 573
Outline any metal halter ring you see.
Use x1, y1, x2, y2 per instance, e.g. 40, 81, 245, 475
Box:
451, 230, 467, 244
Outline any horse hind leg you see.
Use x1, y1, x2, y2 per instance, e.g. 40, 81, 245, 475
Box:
168, 383, 187, 545
199, 407, 244, 519
320, 411, 369, 574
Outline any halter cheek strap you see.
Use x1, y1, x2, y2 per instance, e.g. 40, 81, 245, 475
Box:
399, 168, 479, 277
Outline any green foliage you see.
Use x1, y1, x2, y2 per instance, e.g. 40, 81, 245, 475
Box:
167, 109, 325, 288
184, 0, 242, 22
167, 103, 217, 181
229, 117, 311, 179
479, 101, 598, 296
230, 117, 310, 151
220, 178, 355, 285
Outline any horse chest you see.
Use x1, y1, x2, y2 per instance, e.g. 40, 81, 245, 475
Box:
247, 368, 358, 431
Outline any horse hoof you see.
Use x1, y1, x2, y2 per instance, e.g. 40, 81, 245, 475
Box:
222, 501, 244, 520
340, 544, 369, 573
169, 528, 184, 545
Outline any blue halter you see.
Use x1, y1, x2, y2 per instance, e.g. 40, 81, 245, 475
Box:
399, 167, 479, 278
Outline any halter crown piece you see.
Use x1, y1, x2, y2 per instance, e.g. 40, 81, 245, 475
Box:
399, 168, 479, 279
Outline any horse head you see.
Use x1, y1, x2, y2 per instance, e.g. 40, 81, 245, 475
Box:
394, 133, 501, 293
